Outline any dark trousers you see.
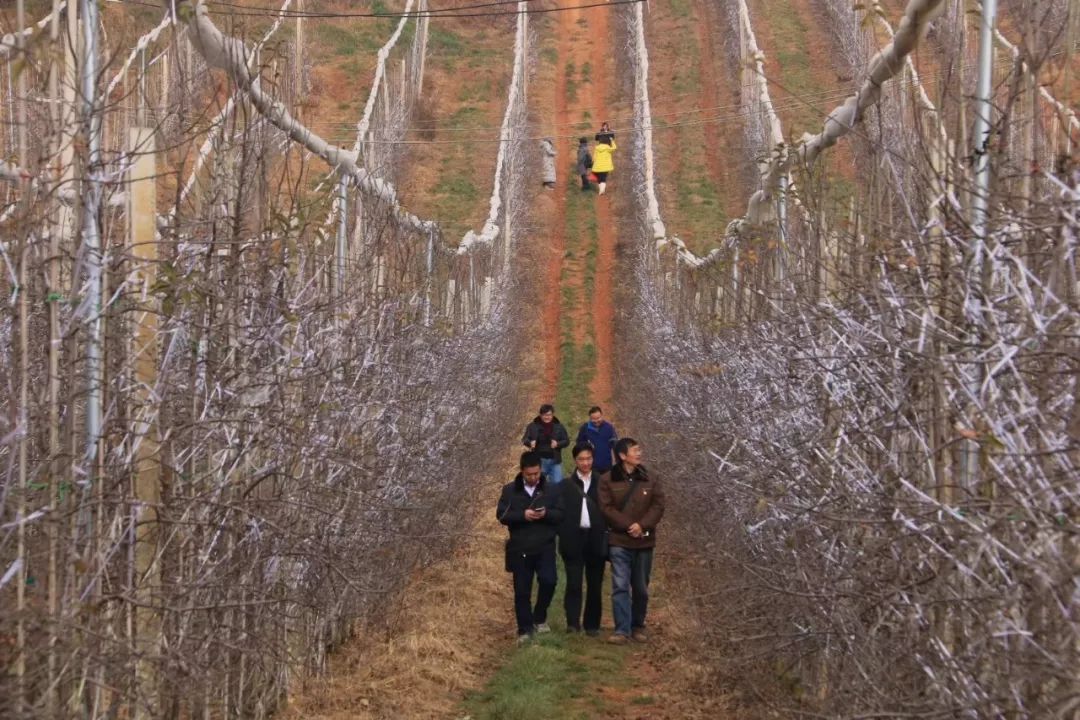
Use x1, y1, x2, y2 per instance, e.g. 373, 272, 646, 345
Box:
581, 173, 590, 190
563, 539, 606, 631
510, 543, 557, 635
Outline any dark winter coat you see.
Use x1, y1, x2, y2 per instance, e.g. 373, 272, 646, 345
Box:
558, 471, 608, 561
575, 420, 619, 471
594, 130, 615, 145
497, 473, 565, 558
599, 463, 665, 550
521, 416, 571, 463
576, 144, 593, 175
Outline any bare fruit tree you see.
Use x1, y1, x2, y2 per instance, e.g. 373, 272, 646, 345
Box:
621, 0, 1079, 715
0, 1, 534, 717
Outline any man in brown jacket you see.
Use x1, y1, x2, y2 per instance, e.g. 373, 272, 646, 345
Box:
599, 437, 665, 644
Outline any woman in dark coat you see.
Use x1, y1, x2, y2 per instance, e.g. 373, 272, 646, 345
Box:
594, 121, 615, 146
576, 137, 592, 191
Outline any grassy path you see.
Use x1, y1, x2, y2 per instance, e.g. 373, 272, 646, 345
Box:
747, 0, 856, 204
397, 12, 516, 234
284, 3, 743, 717
647, 0, 746, 255
454, 4, 725, 719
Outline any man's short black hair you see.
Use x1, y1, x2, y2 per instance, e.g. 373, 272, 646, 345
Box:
588, 405, 602, 415
614, 437, 638, 459
579, 137, 588, 144
520, 451, 542, 469
572, 442, 594, 459
539, 403, 554, 414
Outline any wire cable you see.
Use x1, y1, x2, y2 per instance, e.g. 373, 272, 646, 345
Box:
117, 0, 646, 19
204, 0, 529, 14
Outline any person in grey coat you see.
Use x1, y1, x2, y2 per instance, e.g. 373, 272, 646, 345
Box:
576, 137, 592, 191
541, 138, 557, 189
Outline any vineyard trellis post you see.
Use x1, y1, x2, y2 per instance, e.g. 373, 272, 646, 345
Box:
425, 226, 434, 326
295, 0, 303, 119
502, 166, 511, 279
127, 125, 160, 720
14, 2, 29, 713
775, 172, 788, 310
45, 1, 78, 712
522, 12, 528, 101
965, 0, 997, 491
336, 175, 347, 300
971, 0, 996, 249
80, 0, 103, 475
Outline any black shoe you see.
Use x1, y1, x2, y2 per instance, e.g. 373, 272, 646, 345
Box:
585, 629, 600, 637
567, 625, 581, 634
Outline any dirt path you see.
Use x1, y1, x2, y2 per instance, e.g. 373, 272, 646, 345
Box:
544, 0, 612, 410
646, 0, 745, 254
748, 0, 857, 190
279, 481, 512, 719
540, 4, 573, 396
282, 3, 738, 718
587, 4, 615, 407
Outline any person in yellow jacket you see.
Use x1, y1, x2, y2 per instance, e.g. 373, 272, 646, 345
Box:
592, 137, 616, 195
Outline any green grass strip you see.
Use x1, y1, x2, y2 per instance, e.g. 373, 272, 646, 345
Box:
459, 558, 632, 719
460, 77, 625, 717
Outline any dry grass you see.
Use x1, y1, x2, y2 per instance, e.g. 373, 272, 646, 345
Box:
280, 473, 515, 719
280, 286, 549, 719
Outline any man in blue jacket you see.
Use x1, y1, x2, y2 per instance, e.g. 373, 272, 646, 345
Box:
575, 406, 618, 476
497, 451, 565, 643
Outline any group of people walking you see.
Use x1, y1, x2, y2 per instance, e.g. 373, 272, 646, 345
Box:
541, 122, 618, 195
578, 122, 617, 194
497, 404, 664, 645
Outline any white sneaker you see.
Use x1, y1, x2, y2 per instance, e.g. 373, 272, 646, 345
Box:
535, 622, 551, 634
516, 633, 532, 646
598, 183, 606, 195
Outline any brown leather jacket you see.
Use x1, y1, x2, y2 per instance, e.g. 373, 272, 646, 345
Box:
599, 464, 665, 549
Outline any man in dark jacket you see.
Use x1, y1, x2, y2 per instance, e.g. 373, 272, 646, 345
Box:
599, 438, 665, 644
497, 451, 565, 643
559, 443, 608, 636
576, 137, 592, 190
575, 405, 618, 476
521, 404, 570, 485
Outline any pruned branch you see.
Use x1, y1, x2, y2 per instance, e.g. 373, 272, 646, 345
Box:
179, 0, 436, 233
